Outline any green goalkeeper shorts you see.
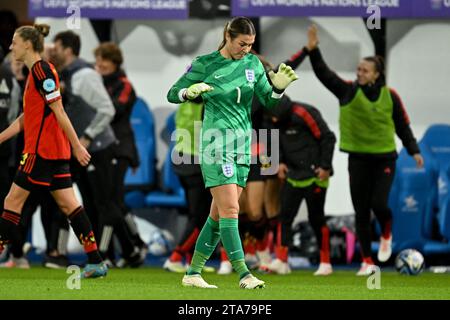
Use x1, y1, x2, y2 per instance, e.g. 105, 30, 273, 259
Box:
200, 162, 250, 188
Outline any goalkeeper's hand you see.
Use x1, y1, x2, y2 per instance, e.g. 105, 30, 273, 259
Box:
268, 63, 299, 91
184, 83, 214, 100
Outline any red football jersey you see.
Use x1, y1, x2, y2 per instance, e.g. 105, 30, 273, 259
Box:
23, 60, 71, 160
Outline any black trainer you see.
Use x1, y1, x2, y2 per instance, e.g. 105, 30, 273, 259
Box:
43, 254, 69, 269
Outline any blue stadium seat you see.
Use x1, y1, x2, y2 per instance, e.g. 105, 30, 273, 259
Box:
421, 124, 450, 167
124, 97, 157, 208
388, 143, 439, 253
124, 190, 146, 209
165, 112, 176, 138
437, 164, 450, 239
420, 124, 450, 252
416, 143, 440, 239
144, 113, 187, 208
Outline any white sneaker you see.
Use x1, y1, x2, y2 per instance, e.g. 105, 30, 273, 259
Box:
314, 263, 333, 276
217, 260, 233, 275
245, 253, 259, 269
16, 257, 31, 269
256, 248, 272, 267
163, 259, 187, 273
267, 258, 291, 275
239, 274, 265, 289
356, 263, 378, 276
182, 274, 218, 288
0, 257, 30, 269
377, 235, 392, 262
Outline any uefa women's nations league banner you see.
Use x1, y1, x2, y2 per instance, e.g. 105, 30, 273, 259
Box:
232, 0, 450, 18
28, 0, 188, 19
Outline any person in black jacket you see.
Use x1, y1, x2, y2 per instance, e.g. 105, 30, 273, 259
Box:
265, 95, 336, 276
94, 42, 147, 265
0, 46, 23, 267
0, 47, 20, 213
306, 25, 423, 275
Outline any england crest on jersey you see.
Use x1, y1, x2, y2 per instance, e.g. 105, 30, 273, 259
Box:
245, 69, 255, 82
222, 163, 234, 178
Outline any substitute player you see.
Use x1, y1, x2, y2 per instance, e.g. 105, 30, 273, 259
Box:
306, 24, 423, 275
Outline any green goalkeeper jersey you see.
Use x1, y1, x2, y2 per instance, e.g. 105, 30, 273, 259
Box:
167, 50, 283, 165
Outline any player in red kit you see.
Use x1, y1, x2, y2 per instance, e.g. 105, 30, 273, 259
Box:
0, 24, 107, 278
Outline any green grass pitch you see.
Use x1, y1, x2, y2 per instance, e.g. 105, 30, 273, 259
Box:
1, 267, 449, 300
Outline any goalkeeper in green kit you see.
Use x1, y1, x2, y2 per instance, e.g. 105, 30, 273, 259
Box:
167, 17, 298, 289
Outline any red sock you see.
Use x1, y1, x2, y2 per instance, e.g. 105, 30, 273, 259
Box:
320, 226, 331, 264
169, 250, 183, 262
256, 239, 267, 252
170, 228, 200, 262
275, 245, 289, 262
363, 256, 375, 265
179, 228, 200, 253
382, 220, 392, 240
244, 235, 256, 255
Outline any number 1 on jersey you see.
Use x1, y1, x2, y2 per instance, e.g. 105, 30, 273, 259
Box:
236, 87, 241, 104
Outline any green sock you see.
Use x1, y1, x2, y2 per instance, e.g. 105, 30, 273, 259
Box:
187, 217, 220, 275
220, 217, 250, 280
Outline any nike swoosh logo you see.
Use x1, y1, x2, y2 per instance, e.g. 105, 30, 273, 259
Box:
230, 250, 240, 255
204, 242, 215, 248
214, 75, 224, 79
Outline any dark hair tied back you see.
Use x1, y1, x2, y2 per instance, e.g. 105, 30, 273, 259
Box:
363, 55, 386, 85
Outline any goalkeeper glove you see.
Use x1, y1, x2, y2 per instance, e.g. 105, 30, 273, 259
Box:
268, 63, 299, 91
184, 83, 214, 100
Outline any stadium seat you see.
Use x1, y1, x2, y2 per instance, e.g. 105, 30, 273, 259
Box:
388, 143, 439, 253
421, 124, 450, 208
420, 124, 450, 252
145, 113, 187, 208
436, 164, 450, 239
124, 190, 146, 209
165, 112, 176, 138
421, 124, 450, 167
124, 97, 157, 208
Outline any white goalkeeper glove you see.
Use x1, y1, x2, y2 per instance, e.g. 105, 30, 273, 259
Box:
268, 63, 299, 91
184, 83, 214, 100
